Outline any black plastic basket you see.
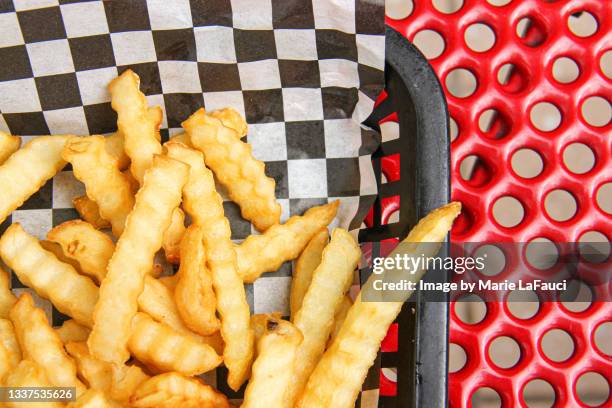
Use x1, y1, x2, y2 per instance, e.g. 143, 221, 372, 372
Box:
359, 27, 451, 408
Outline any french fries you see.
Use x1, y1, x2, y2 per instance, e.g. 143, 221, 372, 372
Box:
73, 195, 111, 229
237, 201, 339, 283
242, 315, 303, 408
105, 131, 130, 171
67, 389, 120, 408
329, 295, 353, 345
183, 108, 280, 231
161, 207, 185, 264
0, 131, 21, 165
169, 132, 190, 146
0, 318, 20, 370
66, 341, 113, 392
89, 156, 188, 363
47, 220, 114, 284
0, 223, 99, 327
286, 228, 361, 404
128, 313, 222, 376
290, 228, 328, 319
165, 141, 252, 390
10, 293, 85, 394
297, 202, 461, 408
0, 267, 16, 318
56, 319, 90, 344
40, 239, 84, 272
4, 360, 65, 408
0, 135, 70, 224
109, 364, 150, 403
109, 69, 162, 184
63, 136, 135, 237
173, 225, 220, 336
130, 372, 229, 408
209, 107, 248, 138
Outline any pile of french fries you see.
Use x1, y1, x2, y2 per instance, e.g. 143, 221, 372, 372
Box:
0, 69, 460, 408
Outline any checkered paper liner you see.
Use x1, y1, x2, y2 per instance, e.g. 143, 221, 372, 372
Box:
0, 0, 385, 404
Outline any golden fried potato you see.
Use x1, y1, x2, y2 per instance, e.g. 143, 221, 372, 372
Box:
56, 320, 90, 344
47, 220, 114, 284
67, 389, 120, 408
0, 131, 21, 165
40, 240, 84, 272
328, 295, 352, 346
0, 342, 11, 381
158, 274, 179, 292
109, 364, 150, 403
209, 107, 247, 138
297, 203, 461, 408
0, 318, 20, 369
286, 228, 361, 404
73, 196, 111, 229
290, 228, 328, 319
161, 207, 185, 265
128, 313, 222, 376
0, 224, 99, 327
0, 135, 70, 224
104, 131, 130, 171
183, 108, 280, 231
165, 141, 252, 390
109, 69, 162, 184
0, 266, 16, 318
10, 293, 85, 394
242, 316, 302, 408
174, 225, 219, 336
89, 156, 188, 364
237, 201, 339, 283
168, 132, 190, 146
130, 372, 229, 408
4, 360, 65, 408
63, 136, 135, 237
66, 341, 112, 392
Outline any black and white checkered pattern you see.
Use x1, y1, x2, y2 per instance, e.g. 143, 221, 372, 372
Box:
0, 0, 384, 402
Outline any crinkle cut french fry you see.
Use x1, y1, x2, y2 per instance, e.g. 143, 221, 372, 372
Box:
128, 313, 222, 376
209, 107, 248, 138
40, 240, 84, 272
169, 132, 190, 146
158, 274, 179, 292
63, 136, 135, 237
236, 201, 339, 283
73, 195, 111, 229
89, 155, 188, 364
0, 135, 70, 224
0, 266, 16, 318
0, 343, 11, 381
174, 225, 220, 336
161, 207, 185, 265
105, 131, 130, 171
297, 202, 462, 408
183, 108, 280, 232
109, 364, 150, 403
10, 293, 85, 394
286, 228, 361, 404
242, 316, 303, 408
65, 341, 113, 392
165, 141, 251, 389
0, 131, 21, 165
0, 319, 20, 369
109, 69, 162, 184
0, 223, 99, 327
67, 389, 120, 408
328, 295, 352, 346
47, 220, 114, 284
4, 360, 65, 408
290, 228, 328, 319
56, 320, 90, 344
129, 372, 230, 408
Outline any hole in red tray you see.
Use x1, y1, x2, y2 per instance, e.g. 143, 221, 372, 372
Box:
596, 182, 612, 214
552, 56, 580, 84
488, 335, 521, 369
432, 0, 463, 14
563, 142, 595, 174
600, 50, 612, 79
487, 0, 511, 7
449, 343, 467, 373
472, 387, 502, 408
516, 16, 547, 47
568, 11, 598, 38
526, 237, 559, 270
511, 148, 543, 179
449, 116, 459, 142
474, 244, 505, 276
454, 294, 487, 325
594, 321, 612, 356
507, 290, 540, 320
576, 372, 610, 407
581, 96, 611, 127
412, 29, 445, 60
560, 279, 592, 313
578, 231, 610, 264
530, 102, 562, 132
497, 62, 529, 93
464, 23, 496, 53
460, 155, 492, 187
523, 379, 556, 408
492, 196, 524, 228
544, 189, 577, 222
385, 0, 413, 20
446, 68, 478, 98
478, 108, 511, 139
541, 329, 575, 362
